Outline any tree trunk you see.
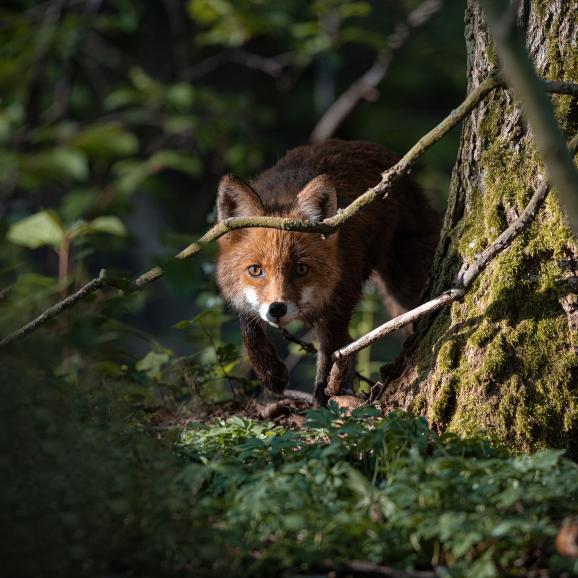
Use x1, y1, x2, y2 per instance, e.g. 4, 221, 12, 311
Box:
383, 0, 578, 455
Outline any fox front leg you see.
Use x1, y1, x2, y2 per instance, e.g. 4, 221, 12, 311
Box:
239, 315, 288, 394
313, 313, 354, 406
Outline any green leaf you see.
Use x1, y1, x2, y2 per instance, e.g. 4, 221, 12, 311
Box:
136, 351, 171, 380
149, 150, 202, 177
71, 123, 139, 161
7, 210, 65, 249
84, 216, 128, 237
528, 449, 566, 470
45, 147, 88, 180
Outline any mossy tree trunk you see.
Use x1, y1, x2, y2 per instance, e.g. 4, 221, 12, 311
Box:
383, 0, 578, 454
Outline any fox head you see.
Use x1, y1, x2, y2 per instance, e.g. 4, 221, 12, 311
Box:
215, 174, 341, 327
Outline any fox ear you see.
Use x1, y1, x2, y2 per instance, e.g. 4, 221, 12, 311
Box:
293, 175, 337, 221
216, 175, 264, 222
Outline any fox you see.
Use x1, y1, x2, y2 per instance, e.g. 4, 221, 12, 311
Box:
215, 139, 440, 405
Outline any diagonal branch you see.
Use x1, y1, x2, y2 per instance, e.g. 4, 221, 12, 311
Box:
0, 268, 163, 348
178, 72, 505, 260
1, 78, 577, 348
326, 132, 578, 396
172, 77, 575, 260
310, 0, 444, 144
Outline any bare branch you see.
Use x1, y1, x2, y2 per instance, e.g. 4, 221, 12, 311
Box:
311, 0, 444, 144
184, 50, 294, 82
178, 72, 506, 260
327, 291, 462, 394
326, 131, 578, 396
0, 274, 105, 348
480, 0, 578, 233
0, 268, 164, 348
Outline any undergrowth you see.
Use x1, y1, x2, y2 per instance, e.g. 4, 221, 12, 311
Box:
2, 357, 578, 578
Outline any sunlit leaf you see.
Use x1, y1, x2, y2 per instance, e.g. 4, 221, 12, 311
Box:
7, 210, 64, 249
84, 216, 127, 237
136, 351, 171, 380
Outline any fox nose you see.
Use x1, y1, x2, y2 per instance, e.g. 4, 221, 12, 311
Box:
268, 302, 287, 319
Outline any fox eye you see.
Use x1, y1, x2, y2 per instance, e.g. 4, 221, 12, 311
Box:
294, 263, 309, 277
247, 264, 263, 277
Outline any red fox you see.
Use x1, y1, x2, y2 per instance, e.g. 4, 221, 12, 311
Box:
215, 139, 439, 405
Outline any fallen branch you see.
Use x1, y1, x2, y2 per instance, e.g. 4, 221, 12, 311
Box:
311, 0, 443, 144
1, 77, 576, 347
326, 132, 578, 395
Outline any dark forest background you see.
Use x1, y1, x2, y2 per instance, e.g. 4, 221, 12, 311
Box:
1, 0, 466, 392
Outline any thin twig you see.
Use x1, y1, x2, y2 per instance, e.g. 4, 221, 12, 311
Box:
0, 275, 105, 348
281, 328, 317, 355
0, 285, 13, 302
326, 131, 578, 396
311, 0, 444, 143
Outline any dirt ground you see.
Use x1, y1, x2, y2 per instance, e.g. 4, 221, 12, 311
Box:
151, 390, 370, 431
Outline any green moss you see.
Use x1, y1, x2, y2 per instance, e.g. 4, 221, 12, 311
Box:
436, 339, 458, 372
410, 392, 426, 416
415, 105, 578, 454
545, 9, 563, 79
477, 332, 508, 382
429, 376, 457, 426
468, 319, 495, 347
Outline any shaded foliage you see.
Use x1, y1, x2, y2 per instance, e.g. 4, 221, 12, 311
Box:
2, 350, 578, 577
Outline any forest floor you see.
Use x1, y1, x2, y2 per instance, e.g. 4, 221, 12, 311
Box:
152, 393, 313, 431
151, 390, 371, 432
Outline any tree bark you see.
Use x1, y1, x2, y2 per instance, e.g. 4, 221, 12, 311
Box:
383, 0, 578, 455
